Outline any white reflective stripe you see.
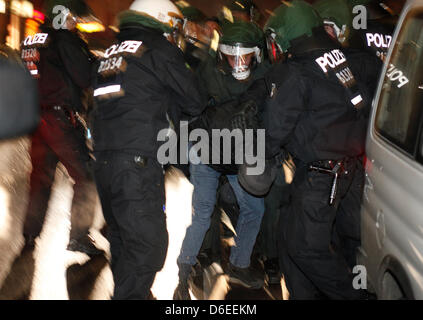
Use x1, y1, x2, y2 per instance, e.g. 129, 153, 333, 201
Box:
94, 85, 121, 97
30, 70, 38, 75
218, 44, 257, 56
351, 95, 363, 106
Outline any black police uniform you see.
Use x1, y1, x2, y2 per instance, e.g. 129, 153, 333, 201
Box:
333, 14, 394, 270
0, 46, 39, 139
264, 30, 369, 299
349, 17, 396, 62
331, 47, 381, 269
91, 23, 206, 300
21, 26, 95, 244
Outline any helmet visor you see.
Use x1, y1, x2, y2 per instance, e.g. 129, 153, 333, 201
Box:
168, 17, 186, 51
219, 43, 257, 80
183, 20, 210, 49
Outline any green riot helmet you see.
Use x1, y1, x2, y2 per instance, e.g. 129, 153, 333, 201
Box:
264, 0, 323, 62
313, 0, 352, 44
221, 0, 260, 23
44, 0, 92, 30
218, 20, 264, 81
348, 0, 372, 7
174, 1, 209, 48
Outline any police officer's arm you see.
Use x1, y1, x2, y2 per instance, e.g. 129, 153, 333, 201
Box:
163, 55, 207, 117
264, 64, 306, 159
57, 32, 92, 89
240, 77, 271, 112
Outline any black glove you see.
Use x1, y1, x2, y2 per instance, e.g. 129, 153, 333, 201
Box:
230, 100, 259, 131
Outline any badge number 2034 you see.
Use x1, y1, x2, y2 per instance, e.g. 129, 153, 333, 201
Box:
98, 56, 126, 74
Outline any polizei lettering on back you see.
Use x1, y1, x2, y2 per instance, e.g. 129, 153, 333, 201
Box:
23, 33, 49, 46
94, 41, 144, 99
315, 49, 355, 87
315, 49, 347, 73
315, 49, 363, 108
103, 41, 143, 58
366, 33, 392, 49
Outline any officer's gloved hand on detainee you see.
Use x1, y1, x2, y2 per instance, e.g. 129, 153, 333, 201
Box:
229, 99, 259, 131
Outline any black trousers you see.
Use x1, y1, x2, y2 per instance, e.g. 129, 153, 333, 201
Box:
24, 108, 94, 240
333, 161, 364, 270
278, 160, 363, 300
93, 152, 168, 300
259, 168, 291, 260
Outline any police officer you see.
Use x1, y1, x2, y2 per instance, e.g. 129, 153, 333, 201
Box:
174, 1, 210, 70
263, 0, 369, 299
0, 45, 39, 139
20, 0, 101, 255
313, 0, 382, 270
174, 20, 268, 300
348, 0, 397, 61
91, 0, 206, 300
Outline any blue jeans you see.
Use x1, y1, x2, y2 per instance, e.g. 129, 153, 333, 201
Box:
178, 163, 264, 268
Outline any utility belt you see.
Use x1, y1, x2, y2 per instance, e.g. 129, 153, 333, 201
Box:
94, 151, 164, 173
308, 158, 356, 206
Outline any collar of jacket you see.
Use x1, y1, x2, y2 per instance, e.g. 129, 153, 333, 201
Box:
118, 11, 172, 34
288, 26, 341, 58
117, 23, 164, 42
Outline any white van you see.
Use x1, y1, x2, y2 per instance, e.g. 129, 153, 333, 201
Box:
357, 0, 423, 300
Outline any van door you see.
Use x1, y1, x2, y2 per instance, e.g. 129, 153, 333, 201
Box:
362, 3, 423, 299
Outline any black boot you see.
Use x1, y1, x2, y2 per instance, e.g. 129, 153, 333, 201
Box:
67, 234, 104, 256
264, 258, 281, 285
228, 263, 264, 289
23, 234, 37, 250
173, 263, 193, 300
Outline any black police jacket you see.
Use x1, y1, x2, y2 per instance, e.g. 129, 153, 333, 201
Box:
349, 18, 396, 61
0, 50, 39, 139
343, 47, 383, 109
91, 24, 206, 159
20, 25, 92, 111
264, 31, 369, 164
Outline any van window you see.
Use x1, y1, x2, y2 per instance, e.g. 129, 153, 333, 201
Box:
375, 11, 423, 155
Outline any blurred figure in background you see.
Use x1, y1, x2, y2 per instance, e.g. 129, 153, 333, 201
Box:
347, 0, 398, 61
20, 0, 101, 255
91, 0, 206, 300
220, 0, 262, 25
174, 1, 212, 69
0, 45, 39, 140
167, 1, 215, 179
